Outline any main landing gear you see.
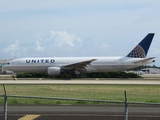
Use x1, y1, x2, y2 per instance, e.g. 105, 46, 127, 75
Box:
74, 70, 86, 78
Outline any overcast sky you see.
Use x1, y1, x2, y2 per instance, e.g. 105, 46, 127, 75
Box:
0, 0, 160, 66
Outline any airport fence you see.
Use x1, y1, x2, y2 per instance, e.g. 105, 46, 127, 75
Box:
0, 85, 160, 120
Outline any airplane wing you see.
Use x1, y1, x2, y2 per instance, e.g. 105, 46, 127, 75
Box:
133, 57, 156, 64
62, 59, 96, 69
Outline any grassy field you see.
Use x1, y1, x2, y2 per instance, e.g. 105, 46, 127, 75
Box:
0, 84, 159, 104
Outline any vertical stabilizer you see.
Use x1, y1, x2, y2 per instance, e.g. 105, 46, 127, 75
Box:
127, 33, 154, 58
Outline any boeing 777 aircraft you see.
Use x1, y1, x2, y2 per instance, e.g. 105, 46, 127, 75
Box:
3, 33, 155, 77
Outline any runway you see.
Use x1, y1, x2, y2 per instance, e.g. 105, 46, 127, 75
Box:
0, 79, 160, 85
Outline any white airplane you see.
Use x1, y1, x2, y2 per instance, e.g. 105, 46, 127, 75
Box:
3, 33, 155, 77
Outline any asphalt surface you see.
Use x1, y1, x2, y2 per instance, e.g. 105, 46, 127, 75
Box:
0, 105, 160, 120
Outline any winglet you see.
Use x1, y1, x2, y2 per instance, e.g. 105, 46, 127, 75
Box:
127, 33, 155, 58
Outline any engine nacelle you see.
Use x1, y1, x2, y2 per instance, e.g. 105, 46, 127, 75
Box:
85, 66, 97, 73
48, 67, 61, 76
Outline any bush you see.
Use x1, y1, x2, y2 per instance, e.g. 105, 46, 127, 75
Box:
16, 72, 48, 78
16, 71, 141, 78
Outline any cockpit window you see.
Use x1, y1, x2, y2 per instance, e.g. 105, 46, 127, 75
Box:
7, 63, 10, 65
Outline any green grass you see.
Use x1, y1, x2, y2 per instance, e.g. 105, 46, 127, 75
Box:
0, 84, 160, 104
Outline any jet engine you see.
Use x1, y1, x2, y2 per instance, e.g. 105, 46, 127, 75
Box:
85, 66, 97, 72
47, 67, 61, 76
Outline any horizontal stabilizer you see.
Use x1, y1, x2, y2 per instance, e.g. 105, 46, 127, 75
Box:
133, 57, 156, 64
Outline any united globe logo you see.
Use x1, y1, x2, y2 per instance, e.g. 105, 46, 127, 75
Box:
127, 45, 146, 58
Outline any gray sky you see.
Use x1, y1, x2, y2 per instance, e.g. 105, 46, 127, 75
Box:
0, 0, 160, 66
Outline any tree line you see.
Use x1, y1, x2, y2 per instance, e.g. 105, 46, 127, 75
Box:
16, 71, 141, 78
14, 64, 160, 78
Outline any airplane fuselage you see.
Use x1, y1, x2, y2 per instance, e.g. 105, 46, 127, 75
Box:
3, 57, 154, 74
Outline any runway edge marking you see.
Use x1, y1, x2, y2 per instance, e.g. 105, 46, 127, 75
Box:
18, 114, 40, 120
